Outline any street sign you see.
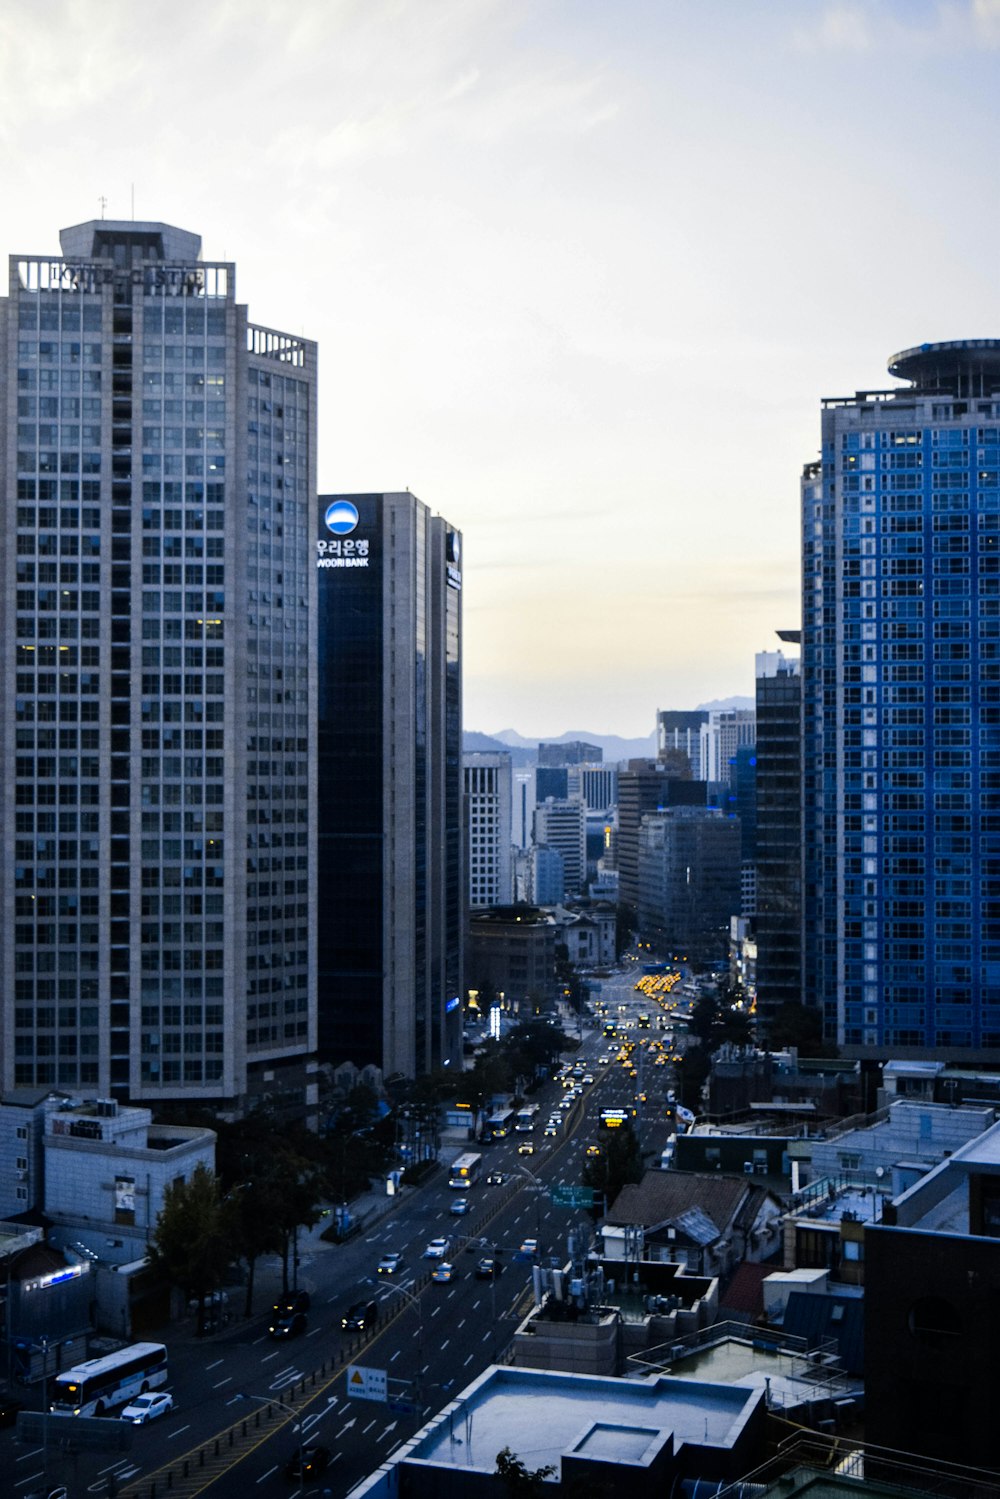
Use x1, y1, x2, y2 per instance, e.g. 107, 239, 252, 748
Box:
347, 1364, 388, 1403
551, 1184, 596, 1209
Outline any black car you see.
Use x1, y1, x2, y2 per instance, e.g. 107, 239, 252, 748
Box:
341, 1298, 379, 1332
475, 1256, 501, 1280
486, 1171, 506, 1185
284, 1443, 332, 1481
269, 1309, 308, 1340
272, 1289, 311, 1316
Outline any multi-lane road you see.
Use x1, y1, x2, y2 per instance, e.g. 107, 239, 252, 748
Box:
12, 978, 677, 1499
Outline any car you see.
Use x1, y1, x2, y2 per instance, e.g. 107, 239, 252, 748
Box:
475, 1256, 501, 1279
432, 1260, 457, 1283
517, 1141, 534, 1156
558, 1096, 573, 1110
598, 1055, 610, 1065
450, 1197, 469, 1215
519, 1237, 539, 1258
485, 1171, 506, 1185
284, 1444, 332, 1482
341, 1298, 378, 1332
582, 1075, 595, 1085
269, 1310, 308, 1339
423, 1237, 450, 1260
272, 1289, 311, 1317
543, 1123, 558, 1137
585, 1144, 601, 1158
120, 1391, 175, 1425
377, 1251, 405, 1275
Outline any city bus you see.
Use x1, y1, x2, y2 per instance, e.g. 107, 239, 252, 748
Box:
485, 1107, 516, 1140
514, 1104, 540, 1133
50, 1342, 168, 1417
448, 1151, 483, 1189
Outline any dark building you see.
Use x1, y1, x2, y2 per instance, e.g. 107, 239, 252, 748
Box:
534, 766, 568, 801
316, 492, 463, 1080
636, 807, 741, 961
537, 740, 602, 767
467, 905, 557, 1012
617, 762, 706, 911
754, 642, 802, 1030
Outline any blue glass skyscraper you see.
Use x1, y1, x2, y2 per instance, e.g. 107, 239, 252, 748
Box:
803, 340, 1000, 1057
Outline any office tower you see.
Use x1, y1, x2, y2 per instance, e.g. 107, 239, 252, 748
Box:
532, 797, 586, 898
754, 642, 802, 1030
656, 709, 708, 779
464, 751, 513, 909
535, 766, 569, 802
636, 808, 741, 961
617, 762, 706, 910
511, 767, 534, 849
700, 708, 756, 787
316, 491, 463, 1079
531, 845, 565, 905
731, 745, 757, 918
567, 764, 618, 812
803, 339, 1000, 1055
0, 219, 317, 1108
537, 740, 602, 767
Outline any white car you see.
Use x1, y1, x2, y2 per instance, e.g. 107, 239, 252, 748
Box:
423, 1237, 450, 1260
121, 1391, 174, 1424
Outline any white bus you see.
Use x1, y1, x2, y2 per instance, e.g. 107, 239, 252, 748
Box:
448, 1151, 483, 1189
50, 1341, 168, 1416
514, 1104, 540, 1133
485, 1107, 515, 1141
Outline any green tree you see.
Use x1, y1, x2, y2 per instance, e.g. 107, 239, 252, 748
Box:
581, 1122, 642, 1217
148, 1163, 234, 1336
495, 1446, 556, 1496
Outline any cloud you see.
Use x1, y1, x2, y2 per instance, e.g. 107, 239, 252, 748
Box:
792, 0, 1000, 53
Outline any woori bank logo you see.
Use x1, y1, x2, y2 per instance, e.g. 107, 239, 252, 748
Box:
325, 500, 359, 536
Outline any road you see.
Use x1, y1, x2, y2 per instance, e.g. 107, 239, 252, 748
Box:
10, 974, 678, 1498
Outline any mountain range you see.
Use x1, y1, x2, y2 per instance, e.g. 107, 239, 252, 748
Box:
463, 700, 754, 767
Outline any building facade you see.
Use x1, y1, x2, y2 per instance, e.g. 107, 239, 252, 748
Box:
754, 643, 802, 1031
617, 762, 706, 911
803, 340, 1000, 1055
533, 796, 586, 898
636, 808, 741, 961
656, 709, 708, 780
316, 491, 463, 1080
0, 219, 317, 1109
464, 751, 513, 909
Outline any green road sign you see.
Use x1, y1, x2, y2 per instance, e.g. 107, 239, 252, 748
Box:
551, 1184, 596, 1209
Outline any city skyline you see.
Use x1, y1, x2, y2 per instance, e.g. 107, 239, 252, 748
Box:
4, 1, 1000, 733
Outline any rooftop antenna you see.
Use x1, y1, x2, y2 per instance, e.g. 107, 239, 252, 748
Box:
98, 195, 108, 221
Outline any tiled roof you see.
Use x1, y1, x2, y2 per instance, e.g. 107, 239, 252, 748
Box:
609, 1170, 768, 1235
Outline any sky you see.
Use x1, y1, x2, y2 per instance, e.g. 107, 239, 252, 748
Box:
3, 0, 1000, 737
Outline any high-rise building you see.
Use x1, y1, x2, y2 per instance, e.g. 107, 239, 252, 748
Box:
803, 340, 1000, 1056
754, 642, 802, 1030
464, 751, 513, 909
617, 762, 706, 910
0, 218, 317, 1109
316, 491, 463, 1080
532, 797, 586, 898
567, 764, 618, 812
700, 708, 756, 787
537, 740, 602, 767
636, 808, 741, 962
656, 709, 708, 780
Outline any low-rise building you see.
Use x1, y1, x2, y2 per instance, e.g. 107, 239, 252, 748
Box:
603, 1170, 784, 1277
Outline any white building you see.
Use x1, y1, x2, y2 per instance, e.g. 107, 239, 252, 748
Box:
464, 752, 513, 908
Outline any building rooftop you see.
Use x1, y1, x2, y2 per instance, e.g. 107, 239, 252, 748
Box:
887, 339, 1000, 395
405, 1366, 760, 1478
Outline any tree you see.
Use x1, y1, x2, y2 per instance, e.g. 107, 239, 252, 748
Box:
495, 1446, 556, 1496
148, 1163, 234, 1336
581, 1122, 642, 1218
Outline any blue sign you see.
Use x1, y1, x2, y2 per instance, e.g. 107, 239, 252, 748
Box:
325, 500, 359, 535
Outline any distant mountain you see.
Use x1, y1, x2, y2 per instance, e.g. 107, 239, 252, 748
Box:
477, 728, 658, 764
696, 697, 755, 713
462, 731, 536, 767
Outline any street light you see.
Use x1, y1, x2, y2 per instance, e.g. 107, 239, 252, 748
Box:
367, 1277, 424, 1416
513, 1162, 545, 1254
233, 1392, 304, 1498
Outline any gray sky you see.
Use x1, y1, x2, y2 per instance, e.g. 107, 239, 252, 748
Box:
3, 0, 999, 736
